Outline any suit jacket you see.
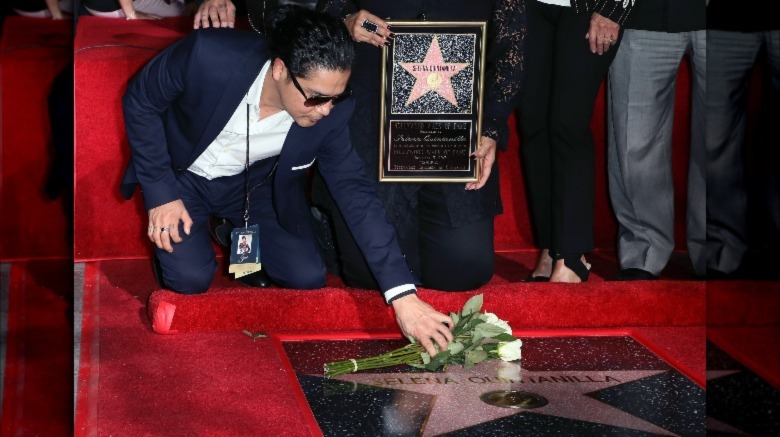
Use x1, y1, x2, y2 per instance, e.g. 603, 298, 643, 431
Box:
570, 0, 638, 25
121, 28, 415, 296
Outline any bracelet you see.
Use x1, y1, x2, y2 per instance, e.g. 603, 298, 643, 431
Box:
126, 10, 136, 20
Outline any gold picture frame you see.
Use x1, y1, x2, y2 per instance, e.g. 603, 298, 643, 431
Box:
378, 21, 488, 183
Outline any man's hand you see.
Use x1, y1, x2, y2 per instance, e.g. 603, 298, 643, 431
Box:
585, 13, 619, 55
147, 199, 193, 253
466, 136, 497, 190
193, 0, 236, 29
343, 10, 393, 48
392, 294, 454, 357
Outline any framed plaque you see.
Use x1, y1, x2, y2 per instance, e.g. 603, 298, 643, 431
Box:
379, 21, 488, 183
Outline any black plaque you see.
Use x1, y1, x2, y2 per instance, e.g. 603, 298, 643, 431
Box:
379, 22, 487, 182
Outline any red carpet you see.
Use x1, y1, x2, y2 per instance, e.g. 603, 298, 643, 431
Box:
142, 251, 704, 335
73, 17, 192, 261
0, 17, 71, 260
1, 261, 72, 436
75, 259, 705, 436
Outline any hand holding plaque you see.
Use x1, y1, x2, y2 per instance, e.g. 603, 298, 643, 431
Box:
379, 21, 488, 183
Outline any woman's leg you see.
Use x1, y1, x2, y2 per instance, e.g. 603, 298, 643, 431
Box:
547, 9, 622, 281
519, 0, 557, 279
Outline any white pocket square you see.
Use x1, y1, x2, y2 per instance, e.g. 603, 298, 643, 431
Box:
291, 157, 316, 171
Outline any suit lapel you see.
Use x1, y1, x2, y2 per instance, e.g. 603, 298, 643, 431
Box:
193, 52, 268, 159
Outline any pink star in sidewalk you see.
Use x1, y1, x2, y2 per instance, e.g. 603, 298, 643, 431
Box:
399, 36, 469, 107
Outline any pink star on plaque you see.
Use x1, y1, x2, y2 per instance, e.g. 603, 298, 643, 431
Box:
400, 36, 469, 107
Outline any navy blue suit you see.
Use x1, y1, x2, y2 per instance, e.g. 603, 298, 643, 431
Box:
121, 29, 414, 299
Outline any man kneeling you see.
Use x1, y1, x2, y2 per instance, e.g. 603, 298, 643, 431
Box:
120, 7, 453, 355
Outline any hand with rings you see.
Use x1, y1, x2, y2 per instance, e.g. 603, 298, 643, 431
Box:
343, 9, 394, 49
585, 12, 620, 55
147, 199, 193, 253
193, 0, 236, 29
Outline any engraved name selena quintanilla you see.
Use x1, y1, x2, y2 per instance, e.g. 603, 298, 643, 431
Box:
363, 375, 624, 386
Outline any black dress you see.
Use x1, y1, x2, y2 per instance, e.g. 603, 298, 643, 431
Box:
313, 0, 526, 290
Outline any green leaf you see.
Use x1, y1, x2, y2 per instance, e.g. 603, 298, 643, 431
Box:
450, 312, 460, 326
426, 361, 444, 371
464, 355, 474, 370
426, 351, 449, 370
466, 317, 484, 332
448, 341, 464, 355
408, 363, 426, 369
468, 332, 483, 350
452, 312, 474, 336
481, 343, 499, 353
450, 355, 465, 365
494, 333, 517, 342
421, 352, 431, 365
461, 294, 483, 315
475, 323, 508, 338
466, 349, 488, 365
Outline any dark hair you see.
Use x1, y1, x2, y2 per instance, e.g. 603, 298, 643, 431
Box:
266, 6, 355, 79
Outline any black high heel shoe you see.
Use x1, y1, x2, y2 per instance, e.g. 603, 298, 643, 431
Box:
552, 253, 590, 282
524, 274, 550, 282
524, 249, 552, 282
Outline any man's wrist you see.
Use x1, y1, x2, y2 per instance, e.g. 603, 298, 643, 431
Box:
386, 285, 417, 305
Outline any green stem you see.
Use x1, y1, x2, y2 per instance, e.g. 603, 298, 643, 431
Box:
323, 334, 480, 378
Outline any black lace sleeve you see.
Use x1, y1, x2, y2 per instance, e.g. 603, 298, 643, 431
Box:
481, 0, 527, 152
316, 0, 357, 18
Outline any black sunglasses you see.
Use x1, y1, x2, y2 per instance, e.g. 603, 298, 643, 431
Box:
288, 68, 352, 107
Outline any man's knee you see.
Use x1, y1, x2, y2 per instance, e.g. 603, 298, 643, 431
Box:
271, 261, 326, 290
164, 260, 217, 294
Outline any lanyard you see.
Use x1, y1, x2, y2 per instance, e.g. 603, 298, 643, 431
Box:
243, 101, 278, 229
243, 103, 251, 229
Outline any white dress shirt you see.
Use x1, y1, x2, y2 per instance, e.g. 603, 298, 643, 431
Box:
189, 60, 294, 180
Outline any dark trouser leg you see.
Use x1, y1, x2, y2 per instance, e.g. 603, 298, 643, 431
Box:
154, 172, 218, 294
417, 185, 494, 290
549, 9, 621, 255
520, 0, 556, 250
221, 160, 326, 290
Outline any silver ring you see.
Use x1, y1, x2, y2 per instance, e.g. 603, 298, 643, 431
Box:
361, 19, 378, 33
160, 227, 167, 233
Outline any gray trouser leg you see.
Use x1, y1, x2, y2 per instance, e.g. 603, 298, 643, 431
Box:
608, 30, 705, 275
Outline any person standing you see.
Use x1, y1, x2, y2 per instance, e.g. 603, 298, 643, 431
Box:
521, 0, 636, 283
606, 0, 706, 280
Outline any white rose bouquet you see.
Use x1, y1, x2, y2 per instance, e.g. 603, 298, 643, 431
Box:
324, 294, 521, 378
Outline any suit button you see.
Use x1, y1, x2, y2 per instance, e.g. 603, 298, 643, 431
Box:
176, 167, 183, 173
